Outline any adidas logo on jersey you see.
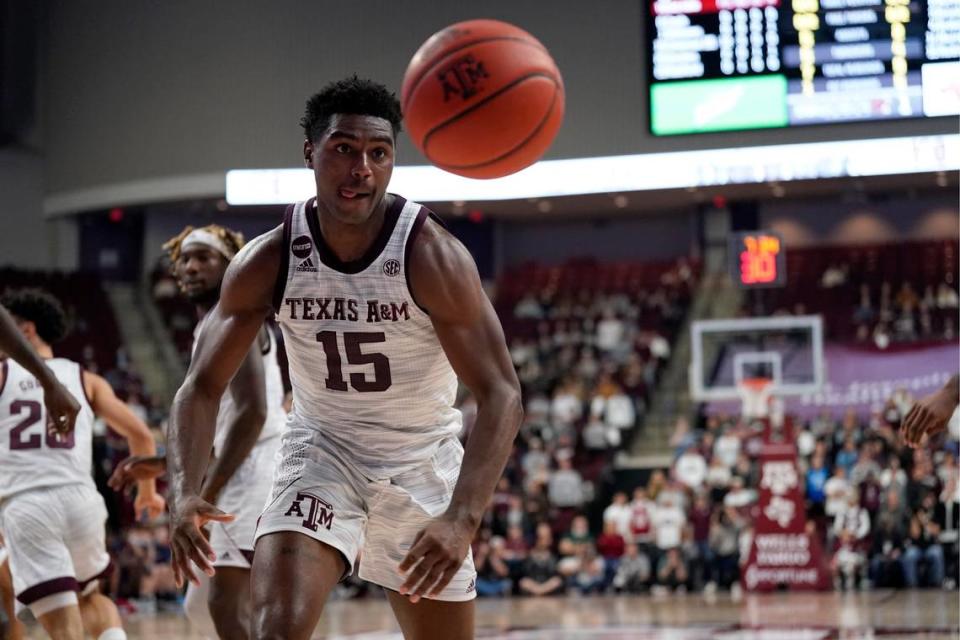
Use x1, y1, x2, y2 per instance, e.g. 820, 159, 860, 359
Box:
296, 258, 318, 273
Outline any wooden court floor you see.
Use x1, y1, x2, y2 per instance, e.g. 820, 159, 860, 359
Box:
17, 590, 960, 639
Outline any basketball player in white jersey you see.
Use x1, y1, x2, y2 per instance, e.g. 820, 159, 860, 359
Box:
110, 225, 285, 639
166, 77, 523, 640
0, 288, 164, 640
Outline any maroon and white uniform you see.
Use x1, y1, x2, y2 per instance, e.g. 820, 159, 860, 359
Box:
256, 195, 476, 601
0, 358, 110, 617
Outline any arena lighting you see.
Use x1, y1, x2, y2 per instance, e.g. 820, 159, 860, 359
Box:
225, 134, 958, 205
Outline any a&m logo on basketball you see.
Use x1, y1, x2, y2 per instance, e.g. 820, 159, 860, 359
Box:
382, 259, 401, 277
437, 54, 489, 102
283, 492, 335, 531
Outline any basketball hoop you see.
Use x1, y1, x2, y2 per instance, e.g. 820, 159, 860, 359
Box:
738, 377, 773, 419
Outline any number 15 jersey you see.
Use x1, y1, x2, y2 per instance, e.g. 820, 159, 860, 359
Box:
0, 358, 96, 501
273, 195, 461, 479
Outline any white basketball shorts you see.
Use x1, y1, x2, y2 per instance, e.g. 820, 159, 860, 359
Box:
0, 484, 110, 617
256, 427, 477, 602
209, 434, 281, 569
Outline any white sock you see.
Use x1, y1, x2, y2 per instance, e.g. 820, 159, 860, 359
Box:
98, 628, 127, 640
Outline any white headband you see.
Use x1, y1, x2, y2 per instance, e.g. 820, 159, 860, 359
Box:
180, 228, 237, 260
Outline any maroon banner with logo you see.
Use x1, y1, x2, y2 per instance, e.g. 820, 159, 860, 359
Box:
743, 417, 831, 592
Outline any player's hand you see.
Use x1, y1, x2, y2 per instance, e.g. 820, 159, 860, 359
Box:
108, 455, 167, 493
135, 491, 167, 521
40, 376, 80, 435
398, 514, 473, 602
901, 386, 956, 447
169, 495, 234, 587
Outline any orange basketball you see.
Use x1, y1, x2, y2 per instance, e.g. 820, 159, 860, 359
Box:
401, 19, 564, 180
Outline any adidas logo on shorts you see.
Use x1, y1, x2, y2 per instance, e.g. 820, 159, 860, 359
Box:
466, 578, 476, 593
296, 258, 318, 273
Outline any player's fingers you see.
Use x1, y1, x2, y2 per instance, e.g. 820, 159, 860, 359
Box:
427, 562, 460, 598
185, 526, 217, 566
400, 555, 440, 595
906, 406, 930, 445
171, 542, 197, 587
398, 532, 428, 572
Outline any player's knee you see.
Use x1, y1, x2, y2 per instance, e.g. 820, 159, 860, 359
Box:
251, 599, 321, 640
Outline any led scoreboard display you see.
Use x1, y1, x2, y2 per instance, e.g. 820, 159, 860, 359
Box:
731, 231, 787, 288
647, 0, 960, 134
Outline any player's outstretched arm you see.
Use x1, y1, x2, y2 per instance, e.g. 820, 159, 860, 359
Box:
902, 373, 959, 447
198, 331, 268, 505
0, 303, 80, 434
166, 226, 282, 587
84, 371, 164, 519
399, 219, 523, 602
108, 454, 166, 492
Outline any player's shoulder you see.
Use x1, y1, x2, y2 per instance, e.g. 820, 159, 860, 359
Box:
221, 224, 285, 311
407, 206, 474, 276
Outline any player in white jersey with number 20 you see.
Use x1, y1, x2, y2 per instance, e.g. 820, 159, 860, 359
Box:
0, 288, 163, 640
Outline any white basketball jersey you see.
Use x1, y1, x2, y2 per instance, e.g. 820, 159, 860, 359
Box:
274, 195, 461, 479
0, 358, 96, 501
192, 322, 285, 455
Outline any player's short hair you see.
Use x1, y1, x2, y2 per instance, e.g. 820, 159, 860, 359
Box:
301, 75, 403, 143
162, 224, 246, 273
1, 288, 70, 344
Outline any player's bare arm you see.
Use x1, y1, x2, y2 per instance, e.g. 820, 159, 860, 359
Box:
198, 331, 269, 505
108, 454, 166, 492
167, 226, 282, 587
399, 219, 524, 602
902, 373, 959, 447
84, 371, 165, 519
0, 304, 80, 434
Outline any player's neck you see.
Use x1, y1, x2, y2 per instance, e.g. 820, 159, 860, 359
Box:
314, 196, 389, 264
35, 343, 53, 359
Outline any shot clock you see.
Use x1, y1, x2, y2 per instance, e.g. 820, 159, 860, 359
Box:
730, 231, 786, 288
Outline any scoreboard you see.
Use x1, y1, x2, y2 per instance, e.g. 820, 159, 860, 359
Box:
647, 0, 960, 134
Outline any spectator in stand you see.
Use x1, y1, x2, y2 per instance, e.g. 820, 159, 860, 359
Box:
474, 538, 513, 597
503, 524, 530, 571
706, 456, 732, 505
806, 453, 829, 513
835, 436, 859, 477
612, 542, 650, 594
825, 466, 853, 527
558, 515, 593, 578
870, 489, 908, 587
656, 548, 689, 593
652, 493, 686, 571
706, 505, 741, 592
571, 544, 606, 595
937, 281, 960, 309
853, 284, 875, 325
596, 520, 626, 588
603, 491, 633, 541
674, 445, 708, 492
832, 493, 871, 589
550, 377, 583, 432
595, 309, 626, 354
688, 493, 713, 589
850, 441, 882, 487
935, 474, 959, 588
548, 456, 586, 511
518, 524, 565, 597
669, 416, 696, 458
723, 476, 757, 518
895, 281, 920, 312
630, 486, 656, 552
902, 496, 946, 588
860, 470, 884, 520
880, 455, 908, 503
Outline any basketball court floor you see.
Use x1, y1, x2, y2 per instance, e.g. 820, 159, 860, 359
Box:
14, 590, 959, 639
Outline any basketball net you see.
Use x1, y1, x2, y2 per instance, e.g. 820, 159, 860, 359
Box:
738, 377, 773, 420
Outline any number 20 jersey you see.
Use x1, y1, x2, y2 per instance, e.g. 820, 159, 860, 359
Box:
274, 195, 461, 479
0, 358, 96, 501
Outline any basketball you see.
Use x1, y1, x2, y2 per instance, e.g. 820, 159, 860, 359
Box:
401, 19, 564, 179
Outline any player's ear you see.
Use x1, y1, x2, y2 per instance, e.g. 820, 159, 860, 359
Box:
303, 140, 314, 168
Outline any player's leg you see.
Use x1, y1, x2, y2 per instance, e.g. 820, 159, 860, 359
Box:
249, 532, 345, 640
78, 589, 126, 640
360, 437, 477, 640
386, 591, 475, 640
209, 567, 251, 640
0, 559, 25, 640
184, 573, 217, 638
36, 604, 84, 640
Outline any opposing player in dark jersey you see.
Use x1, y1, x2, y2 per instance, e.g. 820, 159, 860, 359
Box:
166, 77, 523, 640
0, 289, 164, 640
111, 224, 286, 640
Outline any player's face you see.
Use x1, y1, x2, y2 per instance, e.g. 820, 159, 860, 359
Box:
174, 246, 228, 302
306, 114, 395, 226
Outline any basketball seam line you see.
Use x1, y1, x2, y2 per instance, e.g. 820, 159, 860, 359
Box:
423, 73, 562, 171
402, 36, 549, 111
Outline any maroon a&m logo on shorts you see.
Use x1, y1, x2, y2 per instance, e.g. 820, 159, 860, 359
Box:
291, 235, 313, 259
283, 492, 334, 531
